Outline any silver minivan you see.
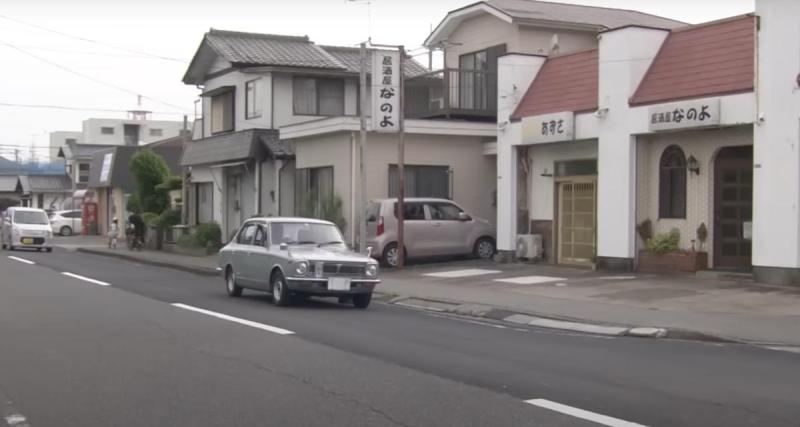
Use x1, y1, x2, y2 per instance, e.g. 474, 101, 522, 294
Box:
366, 198, 495, 267
1, 207, 54, 252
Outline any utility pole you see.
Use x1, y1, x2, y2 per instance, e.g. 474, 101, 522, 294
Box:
181, 115, 190, 225
358, 42, 369, 254
397, 45, 406, 268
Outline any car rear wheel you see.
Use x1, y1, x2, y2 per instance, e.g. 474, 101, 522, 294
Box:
381, 243, 406, 268
352, 293, 372, 309
60, 226, 72, 236
225, 267, 243, 297
271, 271, 290, 307
474, 237, 496, 260
46, 247, 52, 253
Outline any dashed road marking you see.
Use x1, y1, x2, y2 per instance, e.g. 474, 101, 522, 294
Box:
4, 414, 29, 427
493, 275, 567, 285
525, 399, 647, 427
7, 256, 34, 265
61, 272, 111, 287
423, 269, 502, 278
766, 346, 800, 354
171, 303, 295, 335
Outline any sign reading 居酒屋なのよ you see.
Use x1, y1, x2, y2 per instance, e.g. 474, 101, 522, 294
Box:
371, 49, 400, 133
648, 98, 721, 132
520, 111, 575, 145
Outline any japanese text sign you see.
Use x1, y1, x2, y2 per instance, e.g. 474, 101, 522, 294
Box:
520, 111, 575, 145
648, 99, 721, 132
371, 49, 400, 133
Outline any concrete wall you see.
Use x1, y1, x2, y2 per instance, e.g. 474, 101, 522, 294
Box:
753, 0, 800, 282
82, 118, 185, 146
636, 126, 753, 266
49, 131, 81, 153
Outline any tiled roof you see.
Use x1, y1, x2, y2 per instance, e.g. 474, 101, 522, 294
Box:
205, 29, 346, 70
0, 175, 19, 193
630, 15, 755, 106
511, 49, 598, 119
487, 0, 686, 29
321, 45, 430, 78
181, 129, 293, 167
19, 175, 71, 193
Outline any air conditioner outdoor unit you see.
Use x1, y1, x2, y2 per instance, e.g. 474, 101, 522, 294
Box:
516, 234, 543, 259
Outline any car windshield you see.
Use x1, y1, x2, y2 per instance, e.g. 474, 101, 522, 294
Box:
14, 211, 49, 225
270, 222, 344, 246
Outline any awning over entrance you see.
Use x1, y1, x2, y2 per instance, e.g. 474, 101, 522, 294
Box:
181, 129, 293, 167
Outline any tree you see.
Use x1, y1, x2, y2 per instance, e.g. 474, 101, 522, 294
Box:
129, 149, 170, 214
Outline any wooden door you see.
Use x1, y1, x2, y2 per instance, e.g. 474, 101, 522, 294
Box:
714, 147, 753, 269
558, 180, 597, 265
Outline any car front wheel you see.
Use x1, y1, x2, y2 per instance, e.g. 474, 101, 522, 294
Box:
474, 237, 496, 260
225, 267, 243, 297
352, 293, 372, 309
271, 271, 290, 307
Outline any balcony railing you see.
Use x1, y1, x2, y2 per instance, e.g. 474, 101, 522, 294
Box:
405, 68, 497, 120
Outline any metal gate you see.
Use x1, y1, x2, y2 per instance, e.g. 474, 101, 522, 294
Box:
558, 180, 597, 265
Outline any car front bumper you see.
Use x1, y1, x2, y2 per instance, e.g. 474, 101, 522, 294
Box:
285, 277, 379, 296
10, 235, 52, 249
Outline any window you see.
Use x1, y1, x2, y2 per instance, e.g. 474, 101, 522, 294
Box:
65, 211, 82, 219
236, 223, 256, 244
659, 145, 687, 219
210, 90, 234, 134
149, 128, 163, 137
253, 225, 267, 246
394, 202, 426, 220
100, 127, 114, 135
295, 167, 334, 218
78, 163, 90, 184
245, 79, 262, 119
293, 77, 344, 116
196, 182, 214, 224
270, 222, 343, 246
388, 165, 450, 199
427, 202, 462, 221
457, 44, 505, 110
65, 138, 76, 144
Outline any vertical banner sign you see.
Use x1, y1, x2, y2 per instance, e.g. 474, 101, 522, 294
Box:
371, 49, 400, 133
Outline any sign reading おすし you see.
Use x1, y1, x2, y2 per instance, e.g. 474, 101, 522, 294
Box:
520, 111, 575, 144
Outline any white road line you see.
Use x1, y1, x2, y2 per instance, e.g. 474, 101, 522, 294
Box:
494, 275, 566, 285
61, 272, 111, 287
7, 256, 34, 265
525, 399, 647, 427
5, 413, 29, 427
423, 268, 502, 278
171, 303, 295, 336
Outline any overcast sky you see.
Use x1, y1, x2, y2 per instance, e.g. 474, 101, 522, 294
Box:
0, 0, 754, 161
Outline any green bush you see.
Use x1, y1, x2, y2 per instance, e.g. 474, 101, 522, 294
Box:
142, 212, 160, 228
177, 233, 203, 248
157, 208, 181, 230
126, 194, 142, 214
130, 149, 171, 213
646, 228, 681, 254
195, 223, 222, 247
155, 175, 183, 192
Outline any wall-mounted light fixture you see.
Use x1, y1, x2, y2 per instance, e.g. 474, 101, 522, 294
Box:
594, 107, 609, 118
687, 155, 700, 175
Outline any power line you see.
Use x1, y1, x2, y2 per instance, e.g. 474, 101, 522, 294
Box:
0, 44, 188, 60
0, 101, 189, 116
0, 41, 192, 113
0, 13, 188, 63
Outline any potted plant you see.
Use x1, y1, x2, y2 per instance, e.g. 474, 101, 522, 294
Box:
637, 225, 708, 273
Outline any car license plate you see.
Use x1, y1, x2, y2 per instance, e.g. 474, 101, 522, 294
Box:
327, 277, 351, 291
21, 238, 33, 245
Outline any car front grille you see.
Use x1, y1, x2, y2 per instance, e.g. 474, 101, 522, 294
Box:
313, 263, 366, 277
22, 237, 45, 245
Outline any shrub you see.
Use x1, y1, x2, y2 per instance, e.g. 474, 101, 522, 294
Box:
155, 175, 183, 192
126, 194, 142, 214
636, 219, 652, 242
142, 212, 160, 228
646, 228, 681, 254
130, 149, 171, 213
177, 233, 203, 248
157, 208, 181, 230
195, 223, 222, 247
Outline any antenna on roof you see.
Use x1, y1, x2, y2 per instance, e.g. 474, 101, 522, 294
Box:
550, 33, 560, 55
346, 0, 373, 40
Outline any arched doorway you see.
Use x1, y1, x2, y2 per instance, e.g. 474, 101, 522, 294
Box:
713, 146, 753, 269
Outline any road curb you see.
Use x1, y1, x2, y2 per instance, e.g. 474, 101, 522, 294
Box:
76, 248, 219, 277
382, 294, 743, 343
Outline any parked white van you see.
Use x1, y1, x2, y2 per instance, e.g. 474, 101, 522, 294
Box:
1, 207, 54, 252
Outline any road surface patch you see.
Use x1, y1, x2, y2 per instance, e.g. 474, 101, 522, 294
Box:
6, 256, 34, 265
525, 399, 647, 427
423, 268, 502, 278
171, 303, 295, 335
61, 272, 111, 287
493, 275, 567, 285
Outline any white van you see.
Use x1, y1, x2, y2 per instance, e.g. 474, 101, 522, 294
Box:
1, 207, 54, 252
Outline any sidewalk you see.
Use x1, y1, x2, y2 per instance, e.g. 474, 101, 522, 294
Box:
72, 244, 800, 346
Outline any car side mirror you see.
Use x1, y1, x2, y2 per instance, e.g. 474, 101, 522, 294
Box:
458, 212, 471, 221
279, 242, 288, 251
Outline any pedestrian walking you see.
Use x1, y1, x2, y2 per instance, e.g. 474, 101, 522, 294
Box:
108, 218, 119, 249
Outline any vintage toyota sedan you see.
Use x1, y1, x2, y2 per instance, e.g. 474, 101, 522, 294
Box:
218, 217, 380, 308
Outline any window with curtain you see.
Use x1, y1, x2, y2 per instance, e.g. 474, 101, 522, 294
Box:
210, 90, 234, 134
388, 165, 450, 199
659, 145, 687, 219
293, 77, 344, 116
295, 167, 334, 218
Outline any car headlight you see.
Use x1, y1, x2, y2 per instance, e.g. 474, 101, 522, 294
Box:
295, 261, 309, 276
46, 230, 52, 237
365, 263, 378, 277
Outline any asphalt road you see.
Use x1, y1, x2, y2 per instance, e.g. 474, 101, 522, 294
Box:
2, 248, 800, 427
